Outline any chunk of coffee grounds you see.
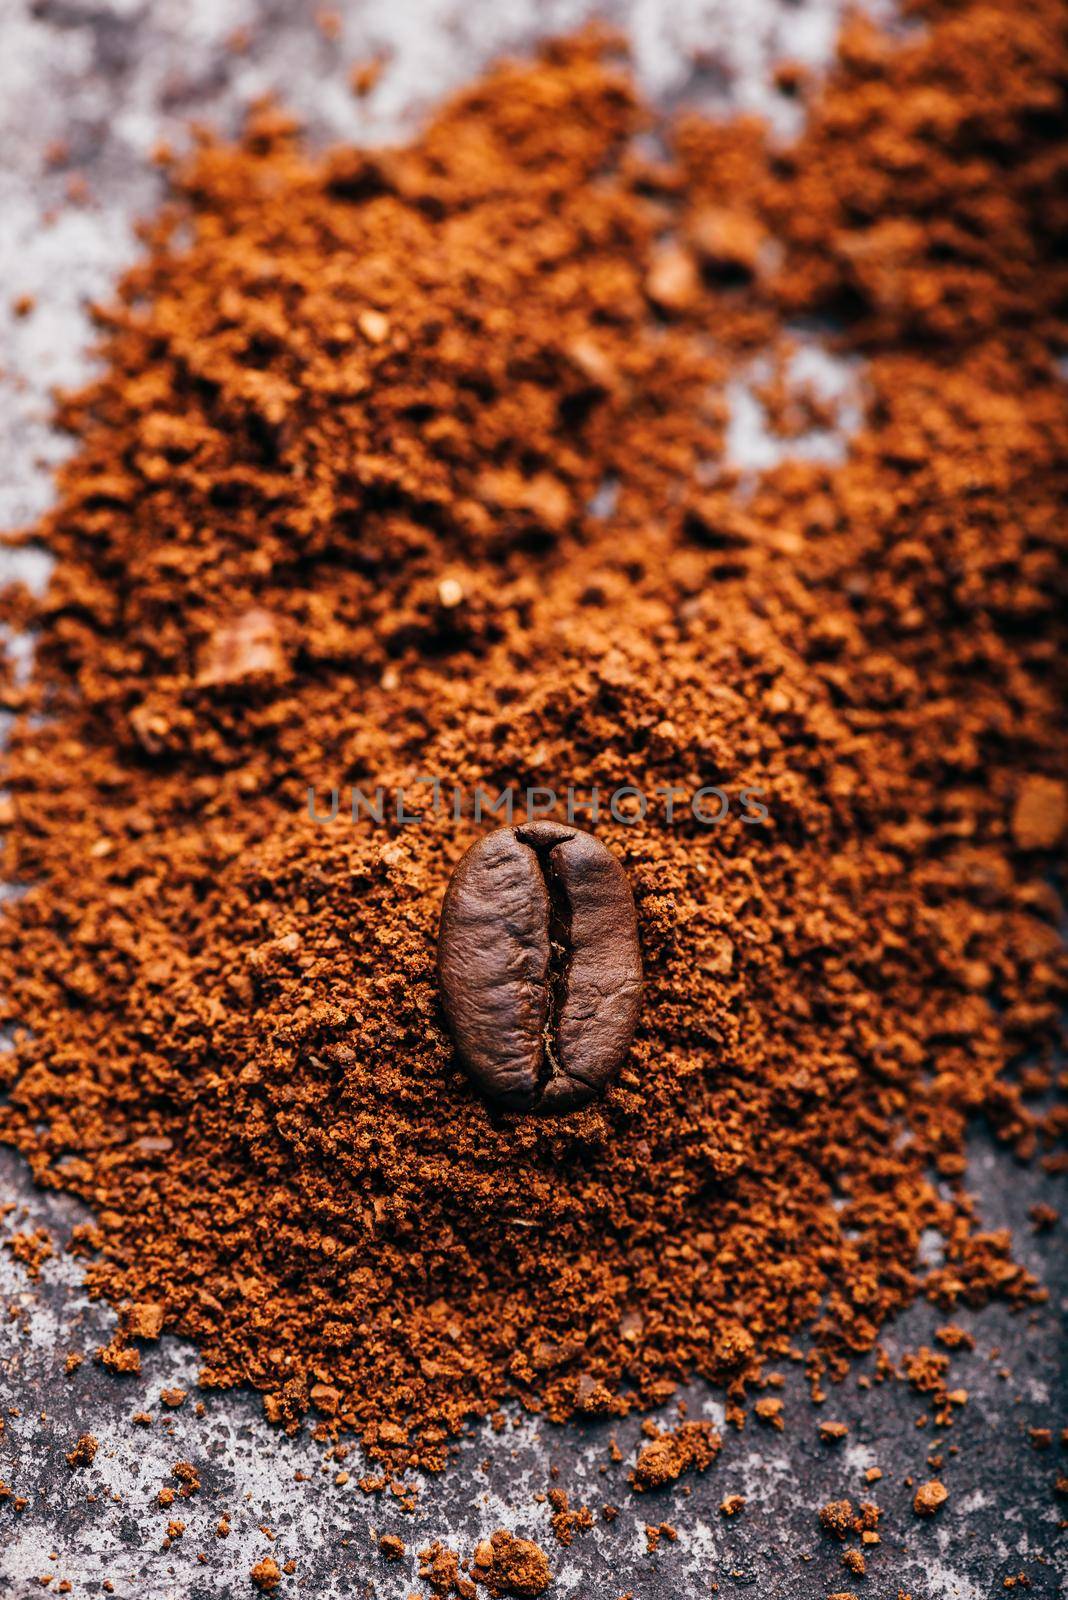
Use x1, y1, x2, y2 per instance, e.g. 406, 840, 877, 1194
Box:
250, 1555, 281, 1593
754, 1397, 784, 1430
0, 3, 1065, 1475
471, 1532, 552, 1598
913, 1480, 949, 1517
3, 1228, 53, 1279
819, 1501, 856, 1540
419, 1542, 473, 1598
630, 1421, 721, 1491
65, 1435, 97, 1470
125, 1302, 166, 1342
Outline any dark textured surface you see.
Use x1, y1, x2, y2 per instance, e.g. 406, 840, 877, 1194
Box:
0, 3, 1065, 1595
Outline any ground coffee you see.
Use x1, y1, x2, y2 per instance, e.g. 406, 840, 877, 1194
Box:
0, 1, 1064, 1474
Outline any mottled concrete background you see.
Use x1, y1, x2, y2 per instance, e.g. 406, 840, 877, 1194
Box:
0, 3, 1064, 1597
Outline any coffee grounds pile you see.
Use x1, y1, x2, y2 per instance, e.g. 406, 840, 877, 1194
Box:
1, 2, 1065, 1472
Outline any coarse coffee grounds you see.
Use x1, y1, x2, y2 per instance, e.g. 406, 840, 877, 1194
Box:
0, 0, 1065, 1478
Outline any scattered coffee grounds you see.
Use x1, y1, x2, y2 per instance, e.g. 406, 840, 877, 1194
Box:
0, 0, 1065, 1480
437, 821, 643, 1111
418, 1540, 470, 1597
546, 1487, 593, 1547
818, 1499, 881, 1542
642, 1521, 678, 1553
172, 1460, 201, 1497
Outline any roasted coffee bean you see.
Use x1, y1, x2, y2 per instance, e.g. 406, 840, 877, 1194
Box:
437, 821, 642, 1111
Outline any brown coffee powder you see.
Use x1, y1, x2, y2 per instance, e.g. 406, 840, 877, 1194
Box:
0, 5, 1065, 1474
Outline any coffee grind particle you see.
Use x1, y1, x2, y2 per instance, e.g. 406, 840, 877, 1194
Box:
912, 1480, 949, 1518
0, 4, 1065, 1473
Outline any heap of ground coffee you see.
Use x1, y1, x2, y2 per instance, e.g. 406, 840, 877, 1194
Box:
0, 3, 1064, 1470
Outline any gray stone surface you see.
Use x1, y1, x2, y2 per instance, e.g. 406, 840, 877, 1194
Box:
0, 3, 1065, 1597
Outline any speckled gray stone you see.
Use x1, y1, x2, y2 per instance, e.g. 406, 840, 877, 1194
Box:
0, 3, 1064, 1597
